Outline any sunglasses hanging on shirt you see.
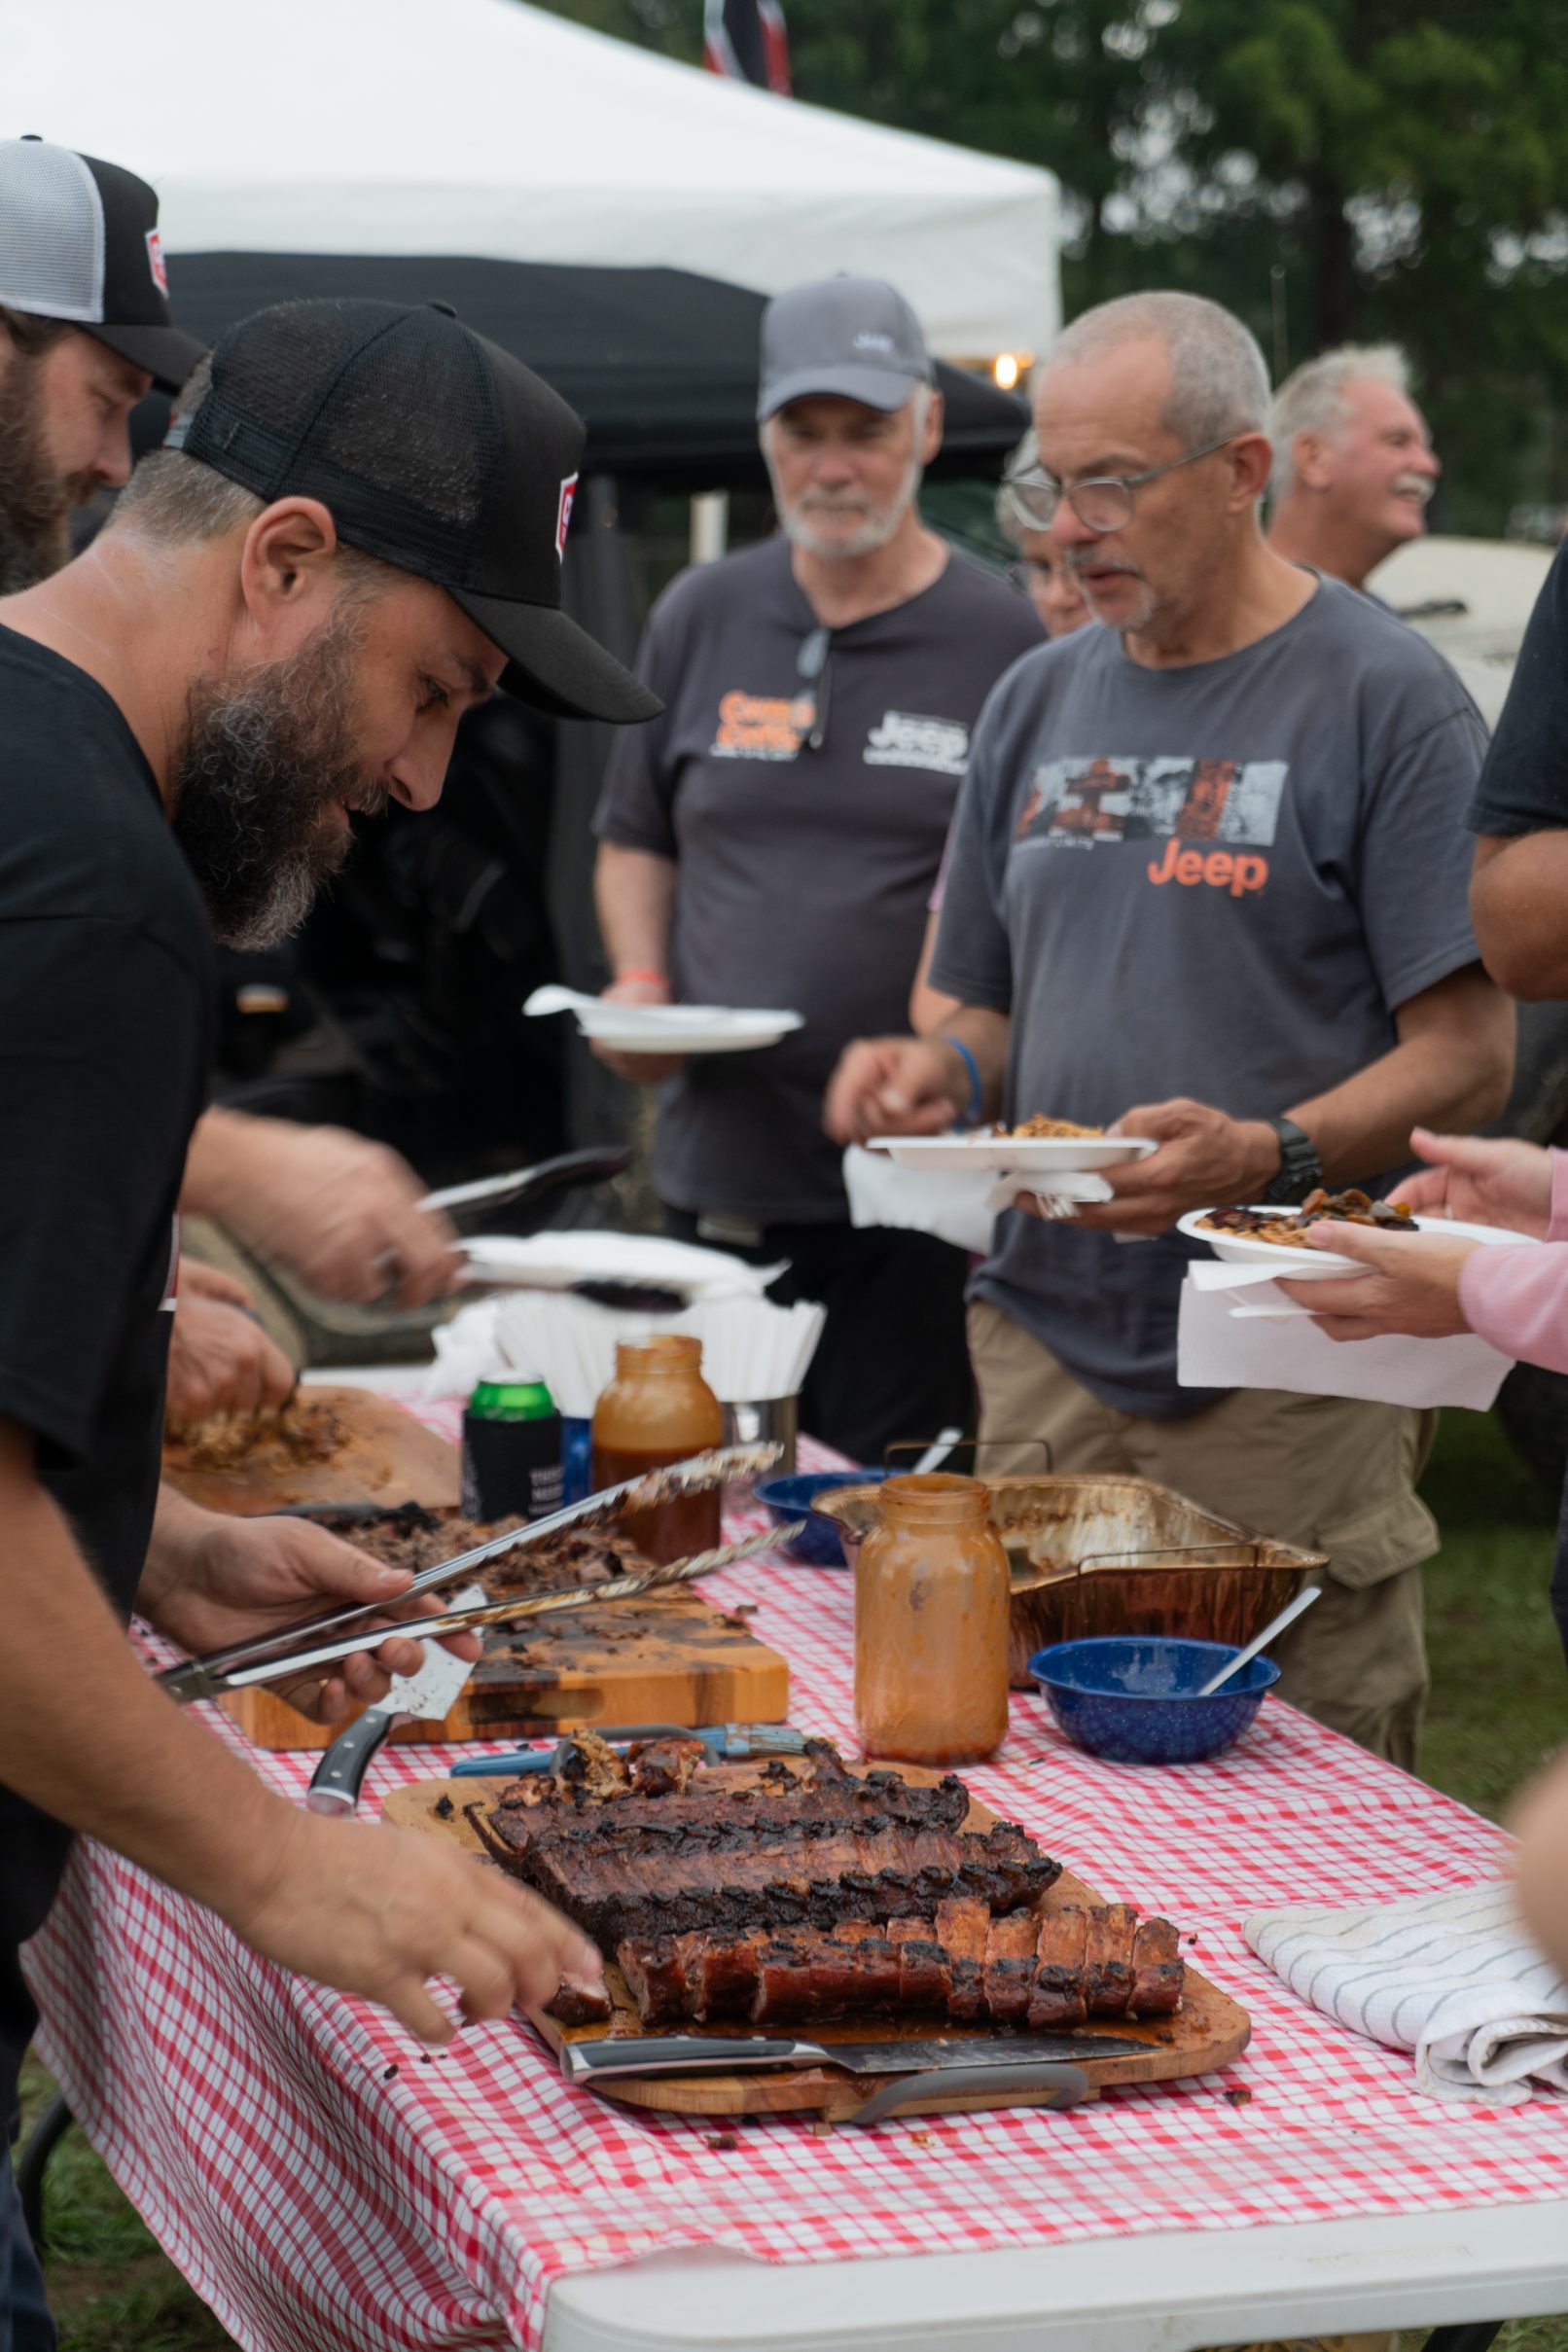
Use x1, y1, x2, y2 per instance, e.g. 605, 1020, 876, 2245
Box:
795, 625, 833, 753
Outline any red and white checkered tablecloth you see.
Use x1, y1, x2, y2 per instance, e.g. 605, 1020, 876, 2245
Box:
23, 1408, 1568, 2352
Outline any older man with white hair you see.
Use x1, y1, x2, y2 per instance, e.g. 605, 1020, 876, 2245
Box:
1266, 343, 1440, 591
592, 276, 1040, 1460
827, 291, 1513, 1764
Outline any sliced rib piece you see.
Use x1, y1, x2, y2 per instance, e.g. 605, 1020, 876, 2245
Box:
1131, 1916, 1184, 2013
749, 1932, 904, 2025
936, 1896, 991, 2021
1028, 1907, 1088, 2028
982, 1912, 1041, 2024
888, 1918, 952, 2008
1083, 1902, 1137, 2017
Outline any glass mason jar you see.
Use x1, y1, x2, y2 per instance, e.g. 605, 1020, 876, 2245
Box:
590, 1334, 724, 1563
854, 1474, 1011, 1765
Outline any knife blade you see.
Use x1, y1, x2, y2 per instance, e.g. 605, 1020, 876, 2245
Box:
559, 2030, 1147, 2085
305, 1584, 485, 1816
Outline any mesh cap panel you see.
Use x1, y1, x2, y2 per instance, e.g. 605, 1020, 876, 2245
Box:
0, 141, 103, 319
188, 301, 502, 579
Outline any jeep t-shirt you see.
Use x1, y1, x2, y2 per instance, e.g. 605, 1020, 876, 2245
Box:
931, 577, 1486, 1415
595, 536, 1042, 1220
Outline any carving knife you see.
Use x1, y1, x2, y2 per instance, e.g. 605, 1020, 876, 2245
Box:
305, 1583, 485, 1816
560, 2030, 1147, 2085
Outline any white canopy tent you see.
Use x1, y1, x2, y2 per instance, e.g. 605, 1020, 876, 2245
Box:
1, 0, 1060, 359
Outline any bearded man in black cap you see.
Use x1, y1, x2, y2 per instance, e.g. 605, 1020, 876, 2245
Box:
0, 296, 653, 2350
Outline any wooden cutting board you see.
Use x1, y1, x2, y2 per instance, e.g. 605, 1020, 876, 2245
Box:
385, 1762, 1250, 2121
223, 1589, 791, 1750
162, 1385, 460, 1515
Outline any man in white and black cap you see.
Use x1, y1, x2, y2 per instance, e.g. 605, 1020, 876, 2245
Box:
0, 135, 205, 590
592, 275, 1041, 1461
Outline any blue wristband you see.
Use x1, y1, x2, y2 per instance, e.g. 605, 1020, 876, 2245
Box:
940, 1035, 983, 1130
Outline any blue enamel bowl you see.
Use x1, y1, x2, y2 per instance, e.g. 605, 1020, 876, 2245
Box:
1026, 1635, 1279, 1764
755, 1469, 894, 1567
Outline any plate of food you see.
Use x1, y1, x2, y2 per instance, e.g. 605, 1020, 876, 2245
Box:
1179, 1190, 1536, 1278
868, 1116, 1158, 1176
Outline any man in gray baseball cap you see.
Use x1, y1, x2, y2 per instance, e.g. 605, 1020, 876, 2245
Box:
0, 135, 205, 590
591, 273, 1043, 1461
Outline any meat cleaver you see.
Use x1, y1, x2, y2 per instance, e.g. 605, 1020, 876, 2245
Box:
305, 1583, 484, 1816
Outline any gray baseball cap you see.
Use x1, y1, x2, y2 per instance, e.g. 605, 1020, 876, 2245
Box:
758, 275, 933, 422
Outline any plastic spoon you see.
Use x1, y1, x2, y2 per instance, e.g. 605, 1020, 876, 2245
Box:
911, 1426, 964, 1475
1196, 1586, 1321, 1696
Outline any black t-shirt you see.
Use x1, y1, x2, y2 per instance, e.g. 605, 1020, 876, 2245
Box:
0, 625, 213, 2087
1468, 543, 1568, 835
594, 538, 1043, 1222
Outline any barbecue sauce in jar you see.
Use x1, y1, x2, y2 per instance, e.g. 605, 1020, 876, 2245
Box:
590, 1335, 724, 1563
854, 1474, 1010, 1765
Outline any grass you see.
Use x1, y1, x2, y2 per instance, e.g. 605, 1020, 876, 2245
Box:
16, 1408, 1568, 2350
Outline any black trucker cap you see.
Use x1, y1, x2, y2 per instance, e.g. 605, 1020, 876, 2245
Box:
164, 297, 658, 725
0, 136, 204, 394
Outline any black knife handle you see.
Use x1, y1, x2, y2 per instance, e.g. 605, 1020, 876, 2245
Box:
846, 2060, 1091, 2129
562, 2038, 802, 2082
306, 1711, 393, 1816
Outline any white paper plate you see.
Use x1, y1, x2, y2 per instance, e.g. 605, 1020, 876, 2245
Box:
524, 987, 802, 1055
459, 1229, 783, 1297
578, 1010, 802, 1054
1179, 1206, 1538, 1278
867, 1133, 1158, 1175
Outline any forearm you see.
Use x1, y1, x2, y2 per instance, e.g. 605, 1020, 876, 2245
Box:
594, 842, 678, 982
1, 1424, 286, 1924
1512, 1747, 1568, 1978
137, 1480, 222, 1628
914, 1004, 1013, 1123
1472, 834, 1568, 1001
182, 1105, 286, 1220
1287, 972, 1514, 1183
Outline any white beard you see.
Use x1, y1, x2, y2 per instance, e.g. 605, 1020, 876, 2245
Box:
771, 452, 925, 561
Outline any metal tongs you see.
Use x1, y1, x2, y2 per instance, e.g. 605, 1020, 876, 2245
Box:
155, 1443, 781, 1705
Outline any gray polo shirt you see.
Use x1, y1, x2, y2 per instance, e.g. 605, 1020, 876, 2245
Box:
931, 578, 1487, 1416
595, 535, 1042, 1222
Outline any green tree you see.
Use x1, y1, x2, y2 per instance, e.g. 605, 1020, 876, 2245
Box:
533, 0, 1568, 527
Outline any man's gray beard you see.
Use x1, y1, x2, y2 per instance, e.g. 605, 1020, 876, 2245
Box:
0, 350, 74, 592
771, 453, 925, 561
170, 612, 384, 951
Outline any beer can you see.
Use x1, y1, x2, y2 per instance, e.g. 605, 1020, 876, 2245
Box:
461, 1376, 564, 1521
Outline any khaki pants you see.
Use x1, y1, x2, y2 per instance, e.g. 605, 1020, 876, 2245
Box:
969, 1301, 1440, 1769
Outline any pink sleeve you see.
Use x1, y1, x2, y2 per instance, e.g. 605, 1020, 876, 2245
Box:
1460, 1239, 1568, 1373
1548, 1149, 1568, 1244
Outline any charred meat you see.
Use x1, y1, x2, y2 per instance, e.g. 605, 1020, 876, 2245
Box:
1198, 1188, 1414, 1249
616, 1903, 1183, 2029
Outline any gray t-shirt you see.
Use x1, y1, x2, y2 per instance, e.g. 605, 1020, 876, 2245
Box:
596, 536, 1042, 1222
931, 578, 1487, 1416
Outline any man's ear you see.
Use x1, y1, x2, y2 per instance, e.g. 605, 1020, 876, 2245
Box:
1228, 430, 1274, 510
1290, 430, 1335, 495
920, 388, 945, 465
237, 497, 340, 622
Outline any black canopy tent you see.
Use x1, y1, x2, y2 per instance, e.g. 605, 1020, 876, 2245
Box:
160, 253, 1031, 488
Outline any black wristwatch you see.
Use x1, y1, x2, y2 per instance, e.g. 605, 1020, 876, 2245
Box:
1261, 1115, 1324, 1206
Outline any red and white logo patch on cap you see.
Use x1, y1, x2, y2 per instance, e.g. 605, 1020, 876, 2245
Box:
555, 473, 578, 560
145, 228, 168, 297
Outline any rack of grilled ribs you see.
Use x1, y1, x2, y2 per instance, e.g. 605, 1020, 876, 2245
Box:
473, 1802, 1057, 1947
618, 1901, 1183, 2029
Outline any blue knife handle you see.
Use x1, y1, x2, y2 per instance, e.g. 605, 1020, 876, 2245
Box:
306, 1710, 393, 1814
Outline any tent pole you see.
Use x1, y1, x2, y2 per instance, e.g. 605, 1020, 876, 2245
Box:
690, 490, 730, 564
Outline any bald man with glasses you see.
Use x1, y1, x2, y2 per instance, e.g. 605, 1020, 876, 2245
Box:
829, 292, 1514, 1768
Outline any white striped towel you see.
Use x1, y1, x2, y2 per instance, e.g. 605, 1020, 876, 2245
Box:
1242, 1881, 1568, 2105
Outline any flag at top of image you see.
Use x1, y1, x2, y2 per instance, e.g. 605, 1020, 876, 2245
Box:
703, 0, 792, 94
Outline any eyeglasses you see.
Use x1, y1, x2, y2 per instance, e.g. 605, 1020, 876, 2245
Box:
1007, 556, 1056, 598
1002, 433, 1238, 535
796, 624, 833, 752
